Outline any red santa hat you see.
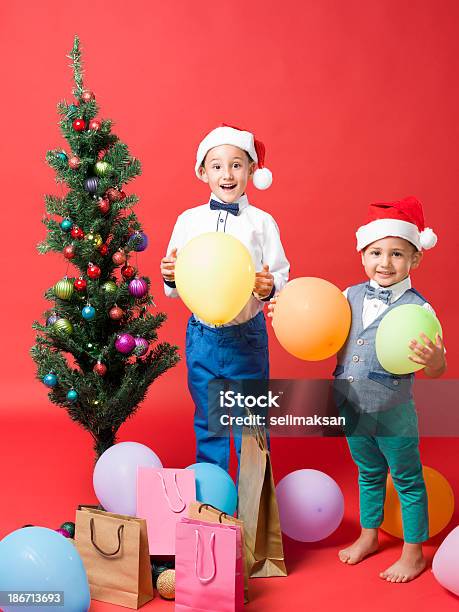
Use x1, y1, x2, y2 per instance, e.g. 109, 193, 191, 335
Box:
195, 124, 273, 190
355, 196, 437, 251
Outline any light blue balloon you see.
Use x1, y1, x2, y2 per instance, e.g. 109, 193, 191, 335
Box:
0, 527, 90, 612
186, 462, 237, 515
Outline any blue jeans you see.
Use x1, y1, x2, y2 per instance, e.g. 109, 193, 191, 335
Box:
186, 312, 269, 472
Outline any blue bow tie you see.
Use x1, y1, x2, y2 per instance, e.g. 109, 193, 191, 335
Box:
365, 284, 392, 304
209, 199, 239, 216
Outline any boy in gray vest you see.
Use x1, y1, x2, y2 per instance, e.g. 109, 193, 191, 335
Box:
269, 196, 446, 582
336, 197, 446, 583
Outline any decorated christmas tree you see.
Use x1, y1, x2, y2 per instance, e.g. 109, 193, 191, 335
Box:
31, 37, 179, 458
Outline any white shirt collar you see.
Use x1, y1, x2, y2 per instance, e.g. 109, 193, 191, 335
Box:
209, 192, 250, 212
369, 276, 411, 303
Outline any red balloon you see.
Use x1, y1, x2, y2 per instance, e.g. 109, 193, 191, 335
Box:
97, 197, 110, 215
63, 245, 75, 260
74, 278, 87, 291
93, 362, 107, 376
89, 119, 101, 131
87, 264, 101, 279
121, 264, 135, 280
72, 118, 86, 131
99, 244, 108, 256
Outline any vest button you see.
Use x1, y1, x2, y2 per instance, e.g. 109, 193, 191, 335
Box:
347, 376, 354, 383
393, 380, 399, 386
356, 338, 364, 346
352, 355, 359, 362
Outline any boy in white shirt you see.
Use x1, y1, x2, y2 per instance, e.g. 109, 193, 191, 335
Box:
161, 125, 289, 471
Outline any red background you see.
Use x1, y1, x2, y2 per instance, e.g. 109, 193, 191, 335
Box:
1, 1, 458, 611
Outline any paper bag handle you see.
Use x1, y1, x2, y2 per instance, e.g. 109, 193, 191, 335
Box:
197, 503, 228, 524
90, 518, 124, 557
157, 472, 186, 513
194, 529, 216, 583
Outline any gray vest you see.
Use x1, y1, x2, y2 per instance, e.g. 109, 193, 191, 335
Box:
333, 282, 426, 413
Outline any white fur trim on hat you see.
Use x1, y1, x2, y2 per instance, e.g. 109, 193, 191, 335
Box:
253, 167, 272, 190
195, 127, 258, 178
356, 219, 423, 251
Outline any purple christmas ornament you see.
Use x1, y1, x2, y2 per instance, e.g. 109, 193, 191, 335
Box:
46, 313, 59, 326
115, 333, 136, 354
56, 528, 71, 538
128, 277, 148, 298
84, 176, 99, 195
134, 336, 149, 356
129, 231, 149, 252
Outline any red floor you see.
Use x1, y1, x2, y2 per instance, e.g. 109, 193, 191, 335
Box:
2, 381, 459, 612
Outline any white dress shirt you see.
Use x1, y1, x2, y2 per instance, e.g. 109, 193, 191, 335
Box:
164, 193, 290, 326
343, 276, 435, 329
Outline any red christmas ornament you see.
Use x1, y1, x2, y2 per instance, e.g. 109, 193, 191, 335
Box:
105, 188, 122, 202
72, 118, 86, 131
99, 243, 108, 256
70, 226, 84, 240
81, 90, 95, 102
109, 305, 124, 320
112, 250, 127, 266
97, 149, 107, 160
68, 155, 81, 169
87, 263, 101, 279
97, 197, 110, 215
121, 264, 135, 280
119, 190, 127, 200
63, 245, 75, 260
74, 277, 87, 292
89, 119, 101, 131
93, 361, 107, 376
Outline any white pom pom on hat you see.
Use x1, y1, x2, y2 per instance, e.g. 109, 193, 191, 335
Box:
195, 123, 273, 189
355, 196, 437, 251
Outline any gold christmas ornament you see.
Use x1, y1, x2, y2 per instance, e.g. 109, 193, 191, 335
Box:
157, 569, 175, 600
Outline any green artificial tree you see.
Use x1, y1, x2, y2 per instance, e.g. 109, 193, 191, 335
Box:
31, 37, 179, 459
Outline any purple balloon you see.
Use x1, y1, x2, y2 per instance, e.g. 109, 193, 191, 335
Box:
134, 336, 149, 356
433, 526, 459, 595
93, 442, 162, 516
115, 333, 136, 354
276, 469, 344, 542
128, 278, 148, 298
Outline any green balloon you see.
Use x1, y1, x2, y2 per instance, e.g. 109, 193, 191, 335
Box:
375, 304, 442, 374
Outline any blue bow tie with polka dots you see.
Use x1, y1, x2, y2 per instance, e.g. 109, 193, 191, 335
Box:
365, 285, 392, 304
210, 199, 239, 216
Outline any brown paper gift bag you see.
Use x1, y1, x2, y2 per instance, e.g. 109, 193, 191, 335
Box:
188, 501, 250, 603
237, 425, 287, 578
75, 507, 154, 609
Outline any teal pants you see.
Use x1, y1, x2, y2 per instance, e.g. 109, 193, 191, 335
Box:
341, 401, 429, 543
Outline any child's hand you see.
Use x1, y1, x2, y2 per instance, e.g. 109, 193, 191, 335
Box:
254, 264, 274, 299
160, 248, 177, 281
267, 294, 279, 324
408, 332, 446, 378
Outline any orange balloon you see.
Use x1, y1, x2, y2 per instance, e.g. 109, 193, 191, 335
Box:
272, 277, 351, 361
382, 466, 454, 539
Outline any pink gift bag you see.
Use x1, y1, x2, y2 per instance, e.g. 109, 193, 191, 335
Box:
136, 468, 196, 555
175, 517, 244, 612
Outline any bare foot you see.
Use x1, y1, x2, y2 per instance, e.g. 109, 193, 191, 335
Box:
379, 542, 426, 583
339, 528, 379, 564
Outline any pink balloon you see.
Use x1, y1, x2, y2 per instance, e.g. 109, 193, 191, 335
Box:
432, 525, 459, 596
93, 442, 162, 516
276, 469, 344, 542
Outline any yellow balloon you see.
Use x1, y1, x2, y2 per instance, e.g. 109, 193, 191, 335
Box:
175, 232, 255, 325
381, 466, 454, 539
